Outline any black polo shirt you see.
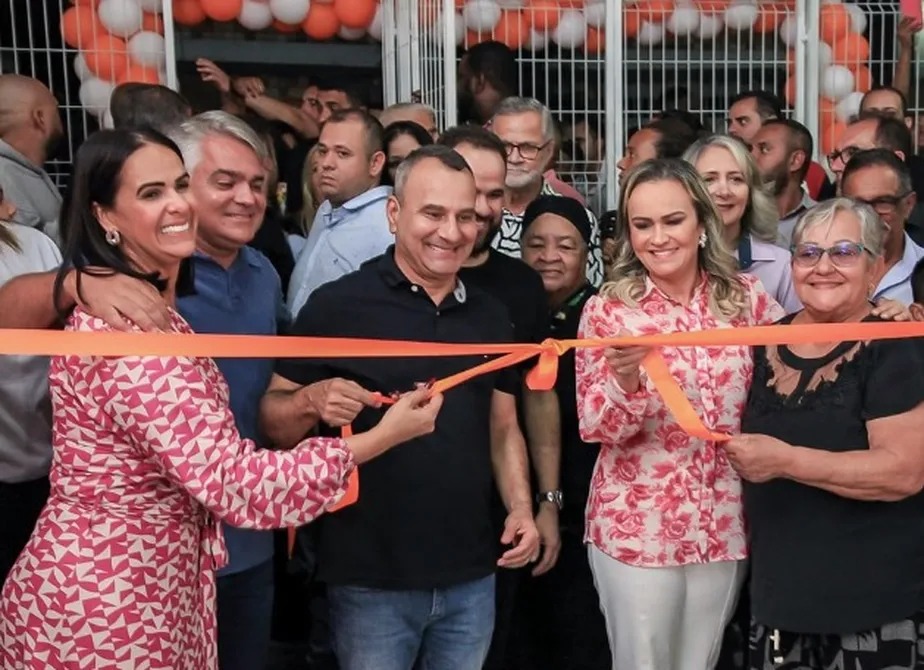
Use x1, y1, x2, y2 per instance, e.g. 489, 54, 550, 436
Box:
276, 247, 518, 589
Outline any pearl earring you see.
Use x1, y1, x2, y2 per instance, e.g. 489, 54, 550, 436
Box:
698, 232, 707, 248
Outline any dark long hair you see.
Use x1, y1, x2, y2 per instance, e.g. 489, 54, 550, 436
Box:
382, 121, 434, 187
53, 128, 193, 312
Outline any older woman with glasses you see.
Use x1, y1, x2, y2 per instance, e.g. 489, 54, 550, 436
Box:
577, 158, 784, 669
725, 197, 924, 670
839, 148, 924, 305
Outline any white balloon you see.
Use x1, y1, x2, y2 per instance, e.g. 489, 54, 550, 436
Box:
269, 0, 310, 25
462, 0, 501, 32
696, 13, 723, 38
338, 25, 366, 40
552, 9, 586, 48
818, 41, 833, 74
526, 28, 548, 51
98, 0, 144, 38
455, 13, 466, 45
367, 3, 383, 40
724, 1, 758, 30
822, 64, 855, 101
667, 5, 700, 35
835, 90, 864, 123
74, 53, 92, 81
637, 20, 665, 44
138, 0, 162, 12
127, 31, 165, 67
101, 108, 114, 129
79, 78, 115, 117
584, 1, 605, 28
778, 14, 798, 46
238, 0, 274, 30
845, 3, 867, 34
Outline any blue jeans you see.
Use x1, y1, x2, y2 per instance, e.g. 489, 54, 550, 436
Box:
216, 559, 275, 670
328, 574, 496, 670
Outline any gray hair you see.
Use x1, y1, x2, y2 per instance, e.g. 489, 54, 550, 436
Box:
683, 134, 780, 244
792, 197, 886, 258
380, 102, 436, 126
167, 110, 270, 171
492, 96, 554, 142
393, 144, 472, 199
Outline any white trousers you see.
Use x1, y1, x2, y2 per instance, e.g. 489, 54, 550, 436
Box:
588, 545, 745, 670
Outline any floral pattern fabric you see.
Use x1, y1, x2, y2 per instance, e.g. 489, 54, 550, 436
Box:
0, 309, 354, 669
576, 274, 783, 567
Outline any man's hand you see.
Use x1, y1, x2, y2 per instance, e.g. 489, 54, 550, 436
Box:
66, 270, 171, 332
898, 16, 923, 52
531, 505, 561, 576
498, 504, 541, 569
300, 378, 381, 427
233, 76, 265, 99
196, 58, 231, 94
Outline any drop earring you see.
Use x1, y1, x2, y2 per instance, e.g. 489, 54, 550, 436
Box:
105, 229, 121, 246
698, 232, 707, 248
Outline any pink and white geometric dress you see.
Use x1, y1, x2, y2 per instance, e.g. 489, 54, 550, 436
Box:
0, 308, 353, 669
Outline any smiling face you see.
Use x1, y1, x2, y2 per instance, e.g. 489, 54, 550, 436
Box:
388, 157, 479, 287
792, 210, 881, 319
695, 145, 749, 233
491, 111, 552, 191
626, 178, 703, 290
186, 134, 267, 261
98, 142, 195, 278
452, 141, 507, 256
522, 213, 588, 303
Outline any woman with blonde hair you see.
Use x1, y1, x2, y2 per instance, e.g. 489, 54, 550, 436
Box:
576, 158, 784, 670
684, 134, 800, 313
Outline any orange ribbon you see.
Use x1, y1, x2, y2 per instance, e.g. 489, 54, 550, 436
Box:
6, 321, 923, 555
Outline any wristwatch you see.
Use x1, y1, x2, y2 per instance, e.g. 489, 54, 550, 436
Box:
536, 490, 564, 511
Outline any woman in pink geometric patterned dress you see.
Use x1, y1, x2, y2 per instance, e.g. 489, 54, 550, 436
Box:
0, 128, 442, 669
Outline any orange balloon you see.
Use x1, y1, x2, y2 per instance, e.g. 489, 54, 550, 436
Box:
273, 19, 300, 32
638, 0, 674, 20
820, 120, 846, 155
585, 26, 604, 53
118, 63, 161, 84
200, 0, 242, 22
819, 97, 837, 129
61, 6, 107, 49
173, 0, 206, 26
142, 11, 164, 34
624, 6, 641, 39
494, 10, 530, 49
696, 0, 729, 13
784, 75, 796, 106
334, 0, 376, 29
527, 0, 561, 31
455, 0, 465, 7
754, 5, 784, 33
83, 34, 130, 82
831, 33, 870, 66
303, 3, 340, 40
853, 64, 872, 92
820, 3, 850, 45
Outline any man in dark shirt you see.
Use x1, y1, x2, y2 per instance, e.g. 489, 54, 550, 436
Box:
439, 125, 563, 669
260, 145, 539, 670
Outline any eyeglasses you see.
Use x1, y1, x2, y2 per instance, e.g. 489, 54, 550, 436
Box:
502, 140, 551, 160
851, 192, 912, 215
826, 146, 864, 167
790, 241, 872, 267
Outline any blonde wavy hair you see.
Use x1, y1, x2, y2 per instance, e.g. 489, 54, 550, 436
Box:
603, 158, 750, 320
682, 134, 779, 243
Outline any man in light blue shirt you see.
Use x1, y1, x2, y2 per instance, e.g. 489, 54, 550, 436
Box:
288, 108, 392, 316
841, 149, 924, 305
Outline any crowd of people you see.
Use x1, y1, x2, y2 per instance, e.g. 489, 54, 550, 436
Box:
2, 34, 924, 670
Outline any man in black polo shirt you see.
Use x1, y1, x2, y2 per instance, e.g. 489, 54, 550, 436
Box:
439, 125, 563, 669
260, 145, 539, 670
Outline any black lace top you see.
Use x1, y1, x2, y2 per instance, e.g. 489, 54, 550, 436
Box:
742, 313, 924, 634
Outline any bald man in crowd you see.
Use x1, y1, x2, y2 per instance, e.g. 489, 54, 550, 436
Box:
379, 103, 439, 139
0, 75, 64, 244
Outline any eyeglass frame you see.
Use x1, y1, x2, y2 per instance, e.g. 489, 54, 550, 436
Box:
789, 241, 875, 267
826, 145, 867, 168
849, 191, 914, 215
502, 140, 552, 160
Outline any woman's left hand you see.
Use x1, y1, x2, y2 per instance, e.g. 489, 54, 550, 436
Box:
871, 297, 912, 321
722, 434, 791, 483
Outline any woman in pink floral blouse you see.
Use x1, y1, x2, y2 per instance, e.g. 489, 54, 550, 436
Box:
576, 158, 784, 670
